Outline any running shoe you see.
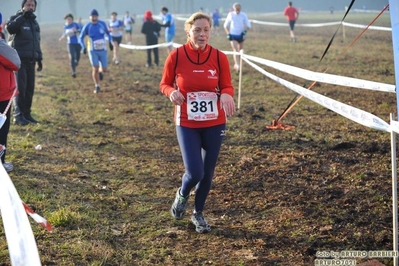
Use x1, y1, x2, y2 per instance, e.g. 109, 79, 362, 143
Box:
3, 162, 13, 172
99, 72, 104, 81
191, 212, 211, 233
170, 187, 189, 220
72, 72, 76, 78
94, 85, 101, 93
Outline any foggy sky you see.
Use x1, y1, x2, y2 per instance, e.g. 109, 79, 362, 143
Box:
0, 0, 389, 23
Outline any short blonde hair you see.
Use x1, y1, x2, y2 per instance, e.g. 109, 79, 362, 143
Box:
184, 12, 212, 33
233, 3, 241, 9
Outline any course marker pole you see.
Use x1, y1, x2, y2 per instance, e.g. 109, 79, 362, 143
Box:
389, 0, 399, 263
237, 49, 244, 109
391, 114, 399, 266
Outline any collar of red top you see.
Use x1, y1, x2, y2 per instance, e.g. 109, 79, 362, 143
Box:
186, 42, 210, 54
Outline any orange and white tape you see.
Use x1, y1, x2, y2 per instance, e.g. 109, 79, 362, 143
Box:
0, 162, 51, 265
22, 202, 53, 232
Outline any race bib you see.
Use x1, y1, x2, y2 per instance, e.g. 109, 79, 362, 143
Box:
66, 28, 75, 37
93, 39, 105, 50
187, 91, 218, 121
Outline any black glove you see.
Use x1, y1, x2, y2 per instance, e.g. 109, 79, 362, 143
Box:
241, 30, 247, 36
109, 41, 113, 51
23, 10, 33, 19
83, 48, 87, 54
36, 60, 42, 71
227, 34, 232, 41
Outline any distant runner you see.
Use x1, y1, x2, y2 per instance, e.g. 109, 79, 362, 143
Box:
59, 13, 82, 78
79, 9, 112, 93
108, 11, 123, 64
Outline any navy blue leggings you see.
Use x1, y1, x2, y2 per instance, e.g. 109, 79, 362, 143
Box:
176, 124, 225, 213
68, 43, 81, 73
0, 100, 11, 163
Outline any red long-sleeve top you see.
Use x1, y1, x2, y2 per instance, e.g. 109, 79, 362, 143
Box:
160, 42, 234, 128
0, 39, 20, 102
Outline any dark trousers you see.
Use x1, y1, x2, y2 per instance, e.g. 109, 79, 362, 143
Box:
68, 43, 81, 73
0, 100, 11, 163
14, 60, 36, 117
146, 47, 159, 66
176, 124, 226, 213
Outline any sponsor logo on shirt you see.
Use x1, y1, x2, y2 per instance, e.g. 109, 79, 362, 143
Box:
208, 69, 218, 79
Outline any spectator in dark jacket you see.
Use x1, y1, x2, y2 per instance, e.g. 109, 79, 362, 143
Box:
0, 12, 21, 172
141, 10, 161, 67
6, 0, 42, 126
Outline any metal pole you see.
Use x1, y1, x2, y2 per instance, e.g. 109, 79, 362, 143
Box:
392, 113, 398, 266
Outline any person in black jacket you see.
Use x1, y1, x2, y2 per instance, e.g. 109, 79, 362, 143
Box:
141, 10, 161, 67
6, 0, 42, 126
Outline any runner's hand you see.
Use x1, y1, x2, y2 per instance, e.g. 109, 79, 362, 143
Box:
169, 90, 185, 106
83, 48, 87, 54
220, 93, 235, 116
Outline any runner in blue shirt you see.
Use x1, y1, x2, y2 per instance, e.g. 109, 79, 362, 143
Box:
59, 13, 81, 78
212, 8, 221, 36
79, 9, 112, 93
160, 6, 175, 54
108, 11, 123, 65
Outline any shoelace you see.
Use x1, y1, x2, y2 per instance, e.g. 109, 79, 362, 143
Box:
176, 196, 187, 210
194, 213, 207, 226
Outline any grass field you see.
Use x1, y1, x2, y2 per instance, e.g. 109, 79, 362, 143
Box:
0, 11, 396, 266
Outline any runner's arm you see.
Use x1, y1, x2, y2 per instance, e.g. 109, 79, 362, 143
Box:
159, 50, 178, 97
0, 39, 21, 71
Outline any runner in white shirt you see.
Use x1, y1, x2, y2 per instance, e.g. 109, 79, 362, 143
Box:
123, 11, 134, 44
223, 3, 251, 71
108, 11, 124, 64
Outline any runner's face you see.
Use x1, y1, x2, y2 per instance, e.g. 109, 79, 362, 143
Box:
111, 14, 116, 21
234, 5, 241, 14
188, 18, 210, 50
66, 17, 73, 25
23, 0, 36, 12
90, 15, 98, 23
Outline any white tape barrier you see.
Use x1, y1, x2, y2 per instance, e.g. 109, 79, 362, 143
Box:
120, 42, 182, 50
172, 15, 391, 31
242, 56, 392, 132
120, 42, 173, 50
121, 42, 394, 96
241, 54, 395, 93
250, 20, 342, 27
342, 21, 392, 31
248, 20, 391, 31
0, 164, 42, 266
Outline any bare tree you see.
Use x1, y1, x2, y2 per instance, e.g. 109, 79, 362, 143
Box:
104, 0, 110, 17
68, 0, 77, 16
175, 0, 181, 13
182, 0, 194, 13
189, 0, 194, 13
150, 0, 156, 12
